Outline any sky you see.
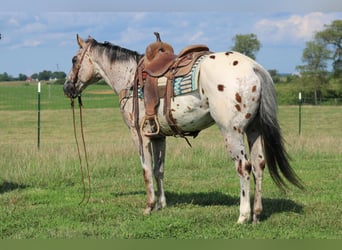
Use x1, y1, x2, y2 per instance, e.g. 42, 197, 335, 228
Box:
1, 0, 342, 77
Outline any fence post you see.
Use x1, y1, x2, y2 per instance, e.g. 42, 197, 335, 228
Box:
298, 92, 302, 135
37, 81, 41, 149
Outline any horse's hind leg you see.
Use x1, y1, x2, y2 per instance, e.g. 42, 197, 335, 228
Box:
221, 130, 252, 223
247, 126, 265, 223
151, 137, 167, 210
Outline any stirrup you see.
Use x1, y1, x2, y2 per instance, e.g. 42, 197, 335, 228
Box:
140, 115, 160, 136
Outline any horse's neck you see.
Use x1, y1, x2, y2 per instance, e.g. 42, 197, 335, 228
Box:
93, 53, 138, 94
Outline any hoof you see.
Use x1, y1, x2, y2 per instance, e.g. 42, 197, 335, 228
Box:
143, 206, 154, 215
143, 203, 155, 215
156, 199, 167, 210
237, 214, 251, 224
143, 207, 152, 215
253, 214, 261, 224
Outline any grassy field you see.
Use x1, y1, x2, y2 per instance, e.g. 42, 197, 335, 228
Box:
0, 82, 341, 239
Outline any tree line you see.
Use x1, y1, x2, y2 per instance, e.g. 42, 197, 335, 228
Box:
230, 20, 342, 105
1, 20, 341, 104
0, 70, 66, 82
296, 20, 342, 104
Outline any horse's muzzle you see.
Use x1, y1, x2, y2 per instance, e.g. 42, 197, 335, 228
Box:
63, 81, 78, 99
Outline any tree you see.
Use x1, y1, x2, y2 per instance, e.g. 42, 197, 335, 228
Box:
231, 33, 261, 60
51, 71, 66, 80
18, 73, 27, 81
37, 70, 52, 81
268, 69, 280, 83
296, 41, 331, 104
0, 72, 12, 81
31, 73, 39, 80
315, 20, 342, 77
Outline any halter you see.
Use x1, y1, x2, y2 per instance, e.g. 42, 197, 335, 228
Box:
71, 41, 92, 87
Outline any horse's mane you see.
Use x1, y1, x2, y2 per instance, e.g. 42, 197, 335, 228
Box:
86, 38, 142, 64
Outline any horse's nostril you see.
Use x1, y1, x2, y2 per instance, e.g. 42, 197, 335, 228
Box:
63, 83, 77, 98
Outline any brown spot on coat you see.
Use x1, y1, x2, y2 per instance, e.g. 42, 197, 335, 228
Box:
235, 93, 242, 103
245, 113, 251, 119
237, 160, 243, 176
225, 51, 233, 56
252, 85, 257, 92
210, 55, 216, 59
260, 160, 265, 170
245, 162, 252, 174
235, 104, 241, 112
233, 60, 239, 66
217, 84, 225, 91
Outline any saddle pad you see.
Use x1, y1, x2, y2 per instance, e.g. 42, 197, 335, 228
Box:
137, 54, 206, 99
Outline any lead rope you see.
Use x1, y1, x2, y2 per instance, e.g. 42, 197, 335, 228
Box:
71, 96, 91, 205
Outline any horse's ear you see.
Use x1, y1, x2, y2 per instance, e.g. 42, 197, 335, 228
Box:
76, 34, 86, 48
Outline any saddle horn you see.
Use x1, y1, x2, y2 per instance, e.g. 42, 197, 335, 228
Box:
154, 32, 161, 42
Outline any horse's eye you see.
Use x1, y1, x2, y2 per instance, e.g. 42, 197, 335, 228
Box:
72, 56, 77, 65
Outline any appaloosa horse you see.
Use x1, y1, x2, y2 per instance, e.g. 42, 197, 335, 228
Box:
63, 35, 303, 223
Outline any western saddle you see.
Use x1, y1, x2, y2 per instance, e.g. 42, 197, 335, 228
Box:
134, 32, 210, 138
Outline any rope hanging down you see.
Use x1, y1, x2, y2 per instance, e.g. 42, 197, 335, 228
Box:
71, 96, 91, 205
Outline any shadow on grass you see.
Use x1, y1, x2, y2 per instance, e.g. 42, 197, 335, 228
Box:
0, 181, 28, 194
165, 191, 303, 221
111, 190, 145, 197
261, 197, 304, 220
165, 191, 239, 207
110, 189, 303, 221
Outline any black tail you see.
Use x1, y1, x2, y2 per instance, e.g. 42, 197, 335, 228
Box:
255, 66, 304, 190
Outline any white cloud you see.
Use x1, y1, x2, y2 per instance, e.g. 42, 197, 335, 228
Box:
189, 31, 204, 43
255, 12, 338, 44
131, 12, 148, 22
10, 39, 42, 49
8, 17, 20, 26
19, 22, 46, 33
114, 27, 148, 47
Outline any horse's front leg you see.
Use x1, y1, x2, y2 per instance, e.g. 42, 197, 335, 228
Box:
130, 129, 156, 214
151, 137, 167, 210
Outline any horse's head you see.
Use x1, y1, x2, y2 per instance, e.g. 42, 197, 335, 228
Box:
64, 34, 101, 99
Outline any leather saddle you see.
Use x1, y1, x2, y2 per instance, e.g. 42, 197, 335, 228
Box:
144, 43, 209, 78
134, 32, 210, 137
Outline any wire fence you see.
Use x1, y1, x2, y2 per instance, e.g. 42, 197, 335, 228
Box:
300, 97, 342, 105
1, 83, 342, 148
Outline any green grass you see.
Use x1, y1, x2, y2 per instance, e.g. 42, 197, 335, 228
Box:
0, 82, 341, 239
0, 81, 119, 111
